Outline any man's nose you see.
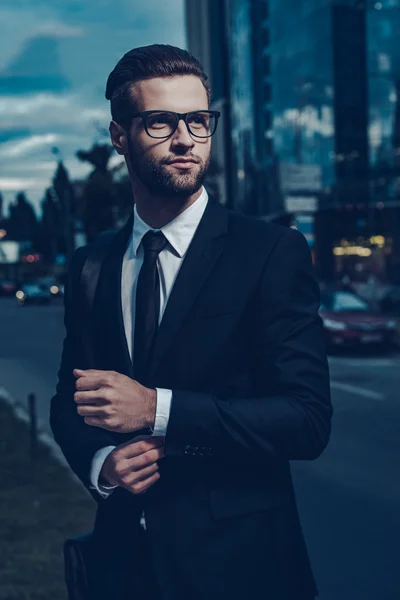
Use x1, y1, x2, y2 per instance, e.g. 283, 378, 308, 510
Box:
171, 119, 195, 148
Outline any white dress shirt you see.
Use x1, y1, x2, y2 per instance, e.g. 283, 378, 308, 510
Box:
90, 187, 209, 498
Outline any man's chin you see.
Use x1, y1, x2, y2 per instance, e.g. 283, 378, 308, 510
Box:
162, 183, 203, 198
161, 173, 203, 197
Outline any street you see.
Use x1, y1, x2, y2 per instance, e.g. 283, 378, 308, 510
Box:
0, 297, 399, 599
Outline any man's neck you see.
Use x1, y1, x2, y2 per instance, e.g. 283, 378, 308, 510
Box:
132, 183, 203, 229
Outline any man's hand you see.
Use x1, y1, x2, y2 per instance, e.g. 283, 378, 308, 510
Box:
101, 437, 165, 495
73, 369, 157, 434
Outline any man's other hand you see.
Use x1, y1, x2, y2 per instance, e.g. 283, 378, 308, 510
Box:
100, 437, 165, 495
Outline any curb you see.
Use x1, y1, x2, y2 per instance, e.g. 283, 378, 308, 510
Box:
0, 386, 81, 486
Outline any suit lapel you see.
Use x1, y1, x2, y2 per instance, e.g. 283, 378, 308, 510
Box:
147, 199, 229, 382
99, 212, 134, 378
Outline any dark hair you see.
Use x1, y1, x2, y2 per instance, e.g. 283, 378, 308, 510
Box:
105, 44, 211, 126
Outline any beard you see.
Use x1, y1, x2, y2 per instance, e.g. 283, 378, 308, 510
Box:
127, 137, 210, 198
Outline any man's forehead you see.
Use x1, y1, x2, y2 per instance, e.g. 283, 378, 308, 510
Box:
130, 75, 208, 112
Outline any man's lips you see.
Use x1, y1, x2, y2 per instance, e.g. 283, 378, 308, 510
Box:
167, 158, 199, 165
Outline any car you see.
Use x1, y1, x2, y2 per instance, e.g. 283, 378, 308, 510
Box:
379, 286, 400, 314
319, 288, 397, 349
378, 286, 400, 348
36, 277, 64, 297
15, 282, 53, 306
0, 280, 18, 297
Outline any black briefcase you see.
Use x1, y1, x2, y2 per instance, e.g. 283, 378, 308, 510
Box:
64, 532, 94, 600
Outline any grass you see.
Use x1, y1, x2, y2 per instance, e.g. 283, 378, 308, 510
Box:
0, 400, 95, 600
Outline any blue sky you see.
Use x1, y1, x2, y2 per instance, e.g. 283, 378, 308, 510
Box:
0, 0, 186, 214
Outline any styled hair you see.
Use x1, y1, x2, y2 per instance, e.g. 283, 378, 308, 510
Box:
105, 44, 211, 126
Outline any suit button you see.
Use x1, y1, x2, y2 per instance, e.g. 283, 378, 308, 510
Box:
184, 445, 192, 455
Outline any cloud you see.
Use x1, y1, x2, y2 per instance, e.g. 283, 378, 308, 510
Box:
5, 160, 60, 173
0, 133, 60, 158
0, 93, 110, 133
33, 22, 84, 38
0, 0, 186, 213
0, 93, 71, 116
0, 177, 36, 190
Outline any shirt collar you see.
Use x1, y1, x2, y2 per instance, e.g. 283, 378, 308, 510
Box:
132, 187, 209, 258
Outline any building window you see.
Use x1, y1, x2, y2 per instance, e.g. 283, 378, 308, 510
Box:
264, 109, 272, 129
262, 26, 270, 48
260, 0, 269, 22
263, 82, 272, 103
263, 54, 271, 76
264, 137, 274, 156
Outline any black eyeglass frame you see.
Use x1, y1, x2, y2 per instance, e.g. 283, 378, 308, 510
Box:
127, 110, 221, 139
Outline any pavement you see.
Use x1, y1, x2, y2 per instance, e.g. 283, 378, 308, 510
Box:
0, 296, 399, 599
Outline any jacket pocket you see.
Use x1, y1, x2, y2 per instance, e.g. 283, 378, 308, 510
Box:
207, 471, 291, 521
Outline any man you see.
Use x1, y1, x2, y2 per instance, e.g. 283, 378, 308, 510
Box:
50, 44, 332, 600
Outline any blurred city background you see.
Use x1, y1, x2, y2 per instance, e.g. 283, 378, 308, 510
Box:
0, 1, 399, 599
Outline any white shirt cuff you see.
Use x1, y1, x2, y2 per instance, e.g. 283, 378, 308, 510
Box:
90, 446, 117, 499
153, 388, 172, 436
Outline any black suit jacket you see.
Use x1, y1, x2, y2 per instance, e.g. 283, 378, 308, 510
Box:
50, 198, 332, 600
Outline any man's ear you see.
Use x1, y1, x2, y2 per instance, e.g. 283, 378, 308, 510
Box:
109, 121, 128, 155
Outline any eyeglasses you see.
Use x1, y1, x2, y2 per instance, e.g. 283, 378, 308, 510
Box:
129, 110, 220, 139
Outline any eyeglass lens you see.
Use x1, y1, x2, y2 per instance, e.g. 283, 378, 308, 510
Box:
145, 111, 216, 138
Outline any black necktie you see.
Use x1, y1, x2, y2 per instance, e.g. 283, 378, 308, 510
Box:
134, 230, 168, 383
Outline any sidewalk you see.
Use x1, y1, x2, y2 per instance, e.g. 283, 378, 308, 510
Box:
0, 396, 94, 600
0, 357, 57, 433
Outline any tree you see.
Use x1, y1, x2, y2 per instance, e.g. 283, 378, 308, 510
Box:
38, 188, 62, 262
52, 161, 75, 259
76, 143, 116, 242
7, 192, 38, 243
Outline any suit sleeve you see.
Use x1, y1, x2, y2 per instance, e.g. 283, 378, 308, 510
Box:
164, 228, 332, 463
49, 247, 118, 495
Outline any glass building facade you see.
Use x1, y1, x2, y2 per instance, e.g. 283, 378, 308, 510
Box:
270, 0, 372, 208
368, 0, 400, 196
225, 0, 257, 213
185, 0, 400, 280
185, 0, 272, 214
270, 0, 336, 190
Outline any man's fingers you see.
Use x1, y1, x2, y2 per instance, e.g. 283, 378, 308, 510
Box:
77, 404, 106, 417
83, 416, 105, 428
73, 369, 110, 378
75, 377, 103, 392
74, 390, 106, 404
74, 369, 115, 388
126, 443, 165, 461
118, 437, 165, 459
125, 462, 159, 485
131, 471, 161, 495
128, 447, 165, 469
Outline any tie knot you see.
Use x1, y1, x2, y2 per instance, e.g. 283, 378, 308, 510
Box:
141, 230, 168, 256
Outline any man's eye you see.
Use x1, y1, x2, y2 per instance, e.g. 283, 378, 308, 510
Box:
188, 113, 208, 128
147, 113, 174, 128
189, 116, 203, 124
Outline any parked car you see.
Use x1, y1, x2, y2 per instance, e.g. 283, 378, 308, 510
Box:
36, 277, 64, 297
379, 286, 400, 314
0, 280, 18, 297
378, 286, 400, 347
319, 289, 397, 348
16, 282, 53, 306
